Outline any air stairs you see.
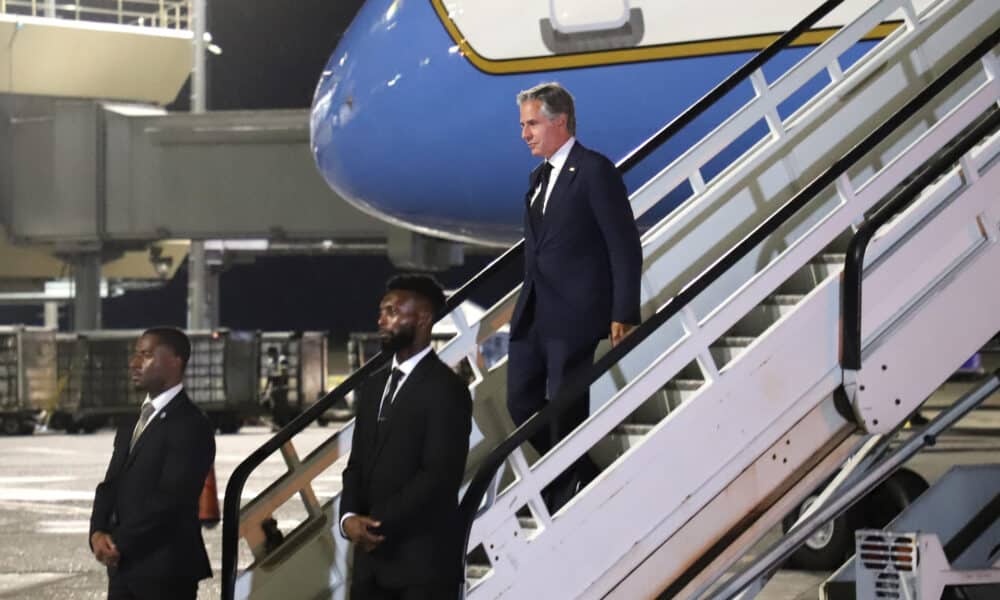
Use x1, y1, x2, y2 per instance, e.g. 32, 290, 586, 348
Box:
223, 0, 1000, 598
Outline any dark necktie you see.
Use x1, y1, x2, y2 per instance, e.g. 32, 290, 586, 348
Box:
377, 368, 404, 424
530, 161, 553, 225
130, 400, 155, 451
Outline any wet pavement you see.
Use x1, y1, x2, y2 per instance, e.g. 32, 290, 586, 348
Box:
0, 385, 995, 599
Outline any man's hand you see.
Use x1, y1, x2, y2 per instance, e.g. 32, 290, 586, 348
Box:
610, 321, 634, 347
90, 531, 120, 567
343, 515, 385, 553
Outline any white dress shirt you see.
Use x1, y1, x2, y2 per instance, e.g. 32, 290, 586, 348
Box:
531, 136, 576, 214
340, 345, 434, 538
135, 382, 184, 438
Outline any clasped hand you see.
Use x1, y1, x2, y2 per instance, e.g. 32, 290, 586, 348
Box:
90, 531, 120, 567
344, 515, 385, 553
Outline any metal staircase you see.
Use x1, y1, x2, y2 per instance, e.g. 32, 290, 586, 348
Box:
221, 0, 1000, 598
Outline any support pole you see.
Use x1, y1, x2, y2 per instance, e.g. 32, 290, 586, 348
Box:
72, 253, 101, 330
186, 0, 220, 329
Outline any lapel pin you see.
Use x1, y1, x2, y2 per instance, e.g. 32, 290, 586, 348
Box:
160, 412, 167, 419
568, 166, 576, 172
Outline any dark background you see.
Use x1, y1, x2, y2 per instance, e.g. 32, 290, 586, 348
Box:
1, 0, 507, 343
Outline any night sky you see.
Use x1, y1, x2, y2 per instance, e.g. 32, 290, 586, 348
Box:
0, 0, 506, 342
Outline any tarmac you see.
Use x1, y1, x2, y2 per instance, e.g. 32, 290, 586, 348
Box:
0, 374, 995, 599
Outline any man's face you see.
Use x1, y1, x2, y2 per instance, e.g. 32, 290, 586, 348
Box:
377, 290, 425, 354
520, 99, 568, 158
129, 334, 181, 393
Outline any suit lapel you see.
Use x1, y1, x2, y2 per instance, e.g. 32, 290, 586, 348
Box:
525, 164, 545, 241
123, 392, 183, 472
369, 352, 435, 466
536, 143, 583, 243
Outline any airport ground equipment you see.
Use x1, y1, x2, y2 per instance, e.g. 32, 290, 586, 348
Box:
51, 329, 261, 433
852, 527, 1000, 599
0, 326, 55, 435
259, 331, 329, 423
710, 370, 1000, 599
820, 464, 1000, 599
222, 0, 1000, 597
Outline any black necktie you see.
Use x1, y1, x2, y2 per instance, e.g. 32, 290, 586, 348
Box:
530, 161, 553, 225
377, 368, 404, 424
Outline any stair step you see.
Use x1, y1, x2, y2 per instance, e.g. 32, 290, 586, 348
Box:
467, 563, 492, 581
771, 293, 806, 304
779, 254, 844, 294
710, 336, 755, 366
592, 422, 656, 468
815, 252, 846, 264
616, 423, 654, 437
629, 379, 705, 426
729, 295, 804, 336
665, 378, 704, 391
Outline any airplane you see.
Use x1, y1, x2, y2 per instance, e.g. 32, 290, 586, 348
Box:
309, 0, 923, 247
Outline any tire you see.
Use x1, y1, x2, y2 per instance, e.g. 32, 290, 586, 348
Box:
18, 421, 35, 435
217, 413, 241, 435
317, 416, 329, 427
783, 494, 856, 570
81, 416, 104, 434
1, 417, 20, 436
857, 468, 928, 530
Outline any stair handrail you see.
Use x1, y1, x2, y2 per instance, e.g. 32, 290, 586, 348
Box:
710, 93, 1000, 600
841, 109, 1000, 370
220, 1, 864, 596
456, 25, 1000, 596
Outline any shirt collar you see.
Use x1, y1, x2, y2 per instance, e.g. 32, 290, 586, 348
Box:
546, 137, 575, 172
391, 344, 433, 375
144, 382, 184, 412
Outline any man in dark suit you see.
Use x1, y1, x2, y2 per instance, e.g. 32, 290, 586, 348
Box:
89, 327, 215, 600
340, 275, 473, 600
508, 82, 643, 508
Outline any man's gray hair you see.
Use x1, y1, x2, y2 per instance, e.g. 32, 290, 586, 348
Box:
517, 82, 576, 136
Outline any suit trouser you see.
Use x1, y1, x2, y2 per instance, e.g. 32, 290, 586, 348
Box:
108, 575, 198, 600
507, 309, 598, 463
350, 579, 460, 600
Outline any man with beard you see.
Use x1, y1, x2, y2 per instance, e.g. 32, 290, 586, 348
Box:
89, 327, 215, 599
339, 275, 472, 599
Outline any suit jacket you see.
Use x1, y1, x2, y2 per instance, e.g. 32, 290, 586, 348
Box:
510, 141, 643, 344
340, 350, 472, 588
89, 390, 215, 587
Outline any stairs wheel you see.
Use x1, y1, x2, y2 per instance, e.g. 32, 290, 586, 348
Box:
782, 493, 856, 570
857, 468, 929, 530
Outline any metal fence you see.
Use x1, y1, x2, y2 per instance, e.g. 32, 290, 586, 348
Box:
0, 0, 190, 30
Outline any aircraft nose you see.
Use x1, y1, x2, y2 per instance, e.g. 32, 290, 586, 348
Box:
309, 0, 524, 244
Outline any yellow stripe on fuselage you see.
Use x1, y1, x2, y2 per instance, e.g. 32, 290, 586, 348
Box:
429, 0, 901, 75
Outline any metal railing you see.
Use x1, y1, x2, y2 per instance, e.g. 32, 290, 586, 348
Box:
0, 0, 190, 29
456, 23, 1000, 598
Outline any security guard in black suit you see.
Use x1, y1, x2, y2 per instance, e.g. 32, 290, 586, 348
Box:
90, 327, 215, 600
340, 275, 473, 599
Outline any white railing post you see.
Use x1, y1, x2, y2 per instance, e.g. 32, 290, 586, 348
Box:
1, 0, 6, 15
31, 0, 36, 17
750, 68, 786, 141
117, 0, 122, 24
